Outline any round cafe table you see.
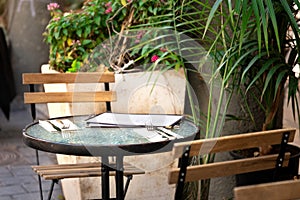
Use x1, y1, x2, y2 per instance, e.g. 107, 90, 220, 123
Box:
23, 115, 198, 200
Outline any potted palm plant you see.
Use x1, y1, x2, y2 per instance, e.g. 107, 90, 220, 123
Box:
207, 0, 300, 190
178, 0, 300, 199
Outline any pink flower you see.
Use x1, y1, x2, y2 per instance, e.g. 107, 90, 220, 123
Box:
137, 31, 145, 39
160, 47, 167, 52
47, 3, 60, 11
53, 17, 60, 21
71, 40, 81, 46
105, 7, 112, 14
105, 2, 112, 7
151, 55, 159, 63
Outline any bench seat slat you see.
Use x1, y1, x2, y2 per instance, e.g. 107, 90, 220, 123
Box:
43, 172, 104, 180
32, 162, 145, 180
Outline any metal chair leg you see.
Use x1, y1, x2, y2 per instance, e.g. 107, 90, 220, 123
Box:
36, 150, 44, 200
47, 180, 58, 200
123, 175, 133, 198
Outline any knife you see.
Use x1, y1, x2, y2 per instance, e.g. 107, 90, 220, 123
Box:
155, 129, 175, 140
47, 120, 61, 132
156, 127, 183, 139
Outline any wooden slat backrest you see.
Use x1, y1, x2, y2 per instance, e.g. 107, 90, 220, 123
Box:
22, 72, 116, 104
22, 73, 115, 84
168, 128, 296, 185
172, 128, 295, 157
234, 179, 300, 200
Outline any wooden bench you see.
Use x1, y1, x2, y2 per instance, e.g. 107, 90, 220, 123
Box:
23, 72, 145, 200
234, 179, 300, 200
168, 128, 297, 200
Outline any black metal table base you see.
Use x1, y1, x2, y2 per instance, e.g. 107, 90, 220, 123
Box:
102, 155, 125, 200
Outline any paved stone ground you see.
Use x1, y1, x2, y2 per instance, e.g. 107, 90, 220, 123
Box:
0, 105, 64, 200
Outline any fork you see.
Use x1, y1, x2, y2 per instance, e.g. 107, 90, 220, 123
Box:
146, 123, 175, 140
145, 122, 155, 131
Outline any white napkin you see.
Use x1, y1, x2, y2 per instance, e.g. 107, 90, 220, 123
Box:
39, 119, 78, 132
133, 128, 169, 142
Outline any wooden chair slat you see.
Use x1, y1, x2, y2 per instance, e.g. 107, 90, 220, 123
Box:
172, 128, 296, 158
234, 179, 300, 200
32, 162, 142, 171
43, 172, 103, 180
24, 91, 117, 104
32, 162, 102, 170
42, 171, 145, 180
168, 153, 290, 184
38, 167, 145, 176
22, 72, 115, 84
33, 162, 145, 180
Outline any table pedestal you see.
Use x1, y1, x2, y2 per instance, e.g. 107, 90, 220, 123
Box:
101, 156, 124, 200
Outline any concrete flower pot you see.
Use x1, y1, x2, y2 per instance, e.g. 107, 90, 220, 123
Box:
41, 64, 186, 200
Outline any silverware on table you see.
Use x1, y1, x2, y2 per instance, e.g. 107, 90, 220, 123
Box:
146, 124, 181, 140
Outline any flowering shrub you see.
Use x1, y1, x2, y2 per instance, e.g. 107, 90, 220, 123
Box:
44, 0, 125, 72
44, 0, 182, 72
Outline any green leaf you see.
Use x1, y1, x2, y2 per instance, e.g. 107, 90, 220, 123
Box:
261, 63, 285, 96
239, 0, 251, 52
203, 0, 222, 38
274, 69, 288, 100
63, 29, 68, 36
266, 0, 280, 51
82, 39, 92, 46
84, 26, 92, 38
256, 0, 269, 53
141, 44, 150, 56
76, 29, 82, 37
54, 31, 60, 39
251, 0, 262, 53
95, 16, 101, 25
246, 57, 280, 91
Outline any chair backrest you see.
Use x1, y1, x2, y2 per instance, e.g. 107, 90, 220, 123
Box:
234, 179, 300, 200
168, 128, 296, 199
22, 72, 116, 119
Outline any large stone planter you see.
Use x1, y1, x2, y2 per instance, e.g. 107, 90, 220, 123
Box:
41, 64, 186, 200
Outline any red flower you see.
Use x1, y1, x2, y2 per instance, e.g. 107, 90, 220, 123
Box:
151, 55, 159, 62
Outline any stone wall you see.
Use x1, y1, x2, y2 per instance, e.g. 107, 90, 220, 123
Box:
6, 0, 50, 108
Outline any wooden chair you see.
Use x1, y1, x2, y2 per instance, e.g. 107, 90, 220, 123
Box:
234, 179, 300, 200
22, 72, 145, 200
168, 128, 297, 200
